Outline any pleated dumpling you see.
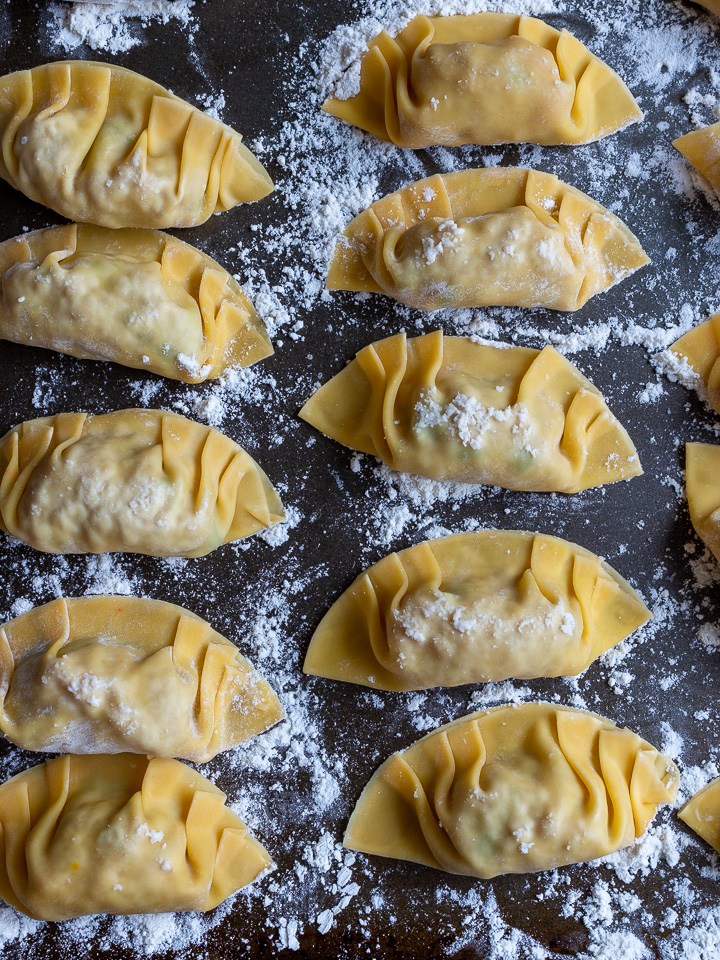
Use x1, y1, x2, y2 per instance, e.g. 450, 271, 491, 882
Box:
686, 442, 720, 563
0, 596, 284, 761
345, 703, 679, 878
0, 409, 284, 557
679, 777, 720, 853
304, 531, 650, 691
673, 122, 720, 196
327, 168, 649, 312
0, 224, 272, 382
0, 61, 273, 228
0, 754, 272, 920
299, 331, 641, 492
324, 14, 642, 148
670, 315, 720, 413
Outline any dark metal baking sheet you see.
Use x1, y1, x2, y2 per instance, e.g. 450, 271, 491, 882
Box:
0, 0, 719, 957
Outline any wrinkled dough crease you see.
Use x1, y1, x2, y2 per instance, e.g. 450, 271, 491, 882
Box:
0, 224, 272, 382
686, 442, 720, 563
304, 530, 651, 690
0, 596, 284, 761
299, 330, 641, 492
670, 315, 720, 413
0, 754, 272, 919
679, 777, 720, 853
345, 702, 678, 877
328, 168, 648, 312
0, 409, 284, 557
324, 13, 642, 148
0, 61, 273, 228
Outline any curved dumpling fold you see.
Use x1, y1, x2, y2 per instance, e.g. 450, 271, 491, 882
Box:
299, 330, 641, 492
673, 122, 720, 196
0, 596, 284, 761
345, 702, 679, 878
670, 316, 720, 414
0, 409, 284, 557
327, 168, 649, 312
304, 530, 650, 690
0, 61, 273, 228
324, 13, 642, 148
0, 224, 272, 382
0, 754, 272, 919
686, 442, 720, 563
679, 777, 720, 853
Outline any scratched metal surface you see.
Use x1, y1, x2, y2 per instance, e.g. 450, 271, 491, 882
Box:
0, 0, 718, 957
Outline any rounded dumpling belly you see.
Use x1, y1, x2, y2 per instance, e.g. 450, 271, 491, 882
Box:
379, 208, 580, 309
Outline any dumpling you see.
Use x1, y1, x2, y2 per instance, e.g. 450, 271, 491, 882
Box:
345, 702, 679, 878
686, 442, 720, 563
673, 122, 720, 196
695, 0, 720, 13
670, 316, 720, 413
299, 330, 641, 492
0, 409, 284, 557
0, 754, 272, 919
679, 777, 720, 853
304, 530, 650, 691
327, 168, 649, 311
0, 223, 272, 383
0, 596, 284, 761
0, 61, 273, 228
324, 13, 642, 148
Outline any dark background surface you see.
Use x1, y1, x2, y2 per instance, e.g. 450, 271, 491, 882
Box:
0, 0, 719, 957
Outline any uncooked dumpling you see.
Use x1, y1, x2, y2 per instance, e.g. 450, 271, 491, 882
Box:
304, 530, 650, 690
679, 777, 720, 852
299, 330, 641, 492
0, 61, 273, 228
686, 442, 720, 563
673, 122, 720, 196
0, 223, 272, 382
0, 596, 284, 761
324, 13, 642, 148
670, 316, 720, 413
0, 754, 272, 919
345, 702, 678, 878
0, 409, 284, 557
327, 168, 648, 311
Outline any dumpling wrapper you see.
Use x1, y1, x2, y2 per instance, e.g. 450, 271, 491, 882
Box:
327, 168, 649, 312
0, 754, 272, 920
670, 315, 720, 414
0, 61, 273, 229
299, 330, 641, 493
324, 13, 642, 148
0, 224, 272, 383
345, 702, 679, 878
673, 122, 720, 196
696, 0, 720, 13
686, 442, 720, 563
304, 530, 650, 691
0, 409, 284, 557
0, 596, 284, 761
679, 777, 720, 852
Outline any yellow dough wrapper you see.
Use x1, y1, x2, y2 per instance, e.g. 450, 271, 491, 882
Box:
327, 168, 649, 312
304, 530, 650, 690
0, 61, 273, 228
670, 315, 720, 414
686, 442, 720, 563
0, 596, 284, 761
0, 409, 284, 557
679, 777, 720, 853
0, 754, 272, 920
324, 13, 642, 148
345, 702, 679, 878
0, 224, 272, 382
299, 330, 641, 493
674, 121, 720, 196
